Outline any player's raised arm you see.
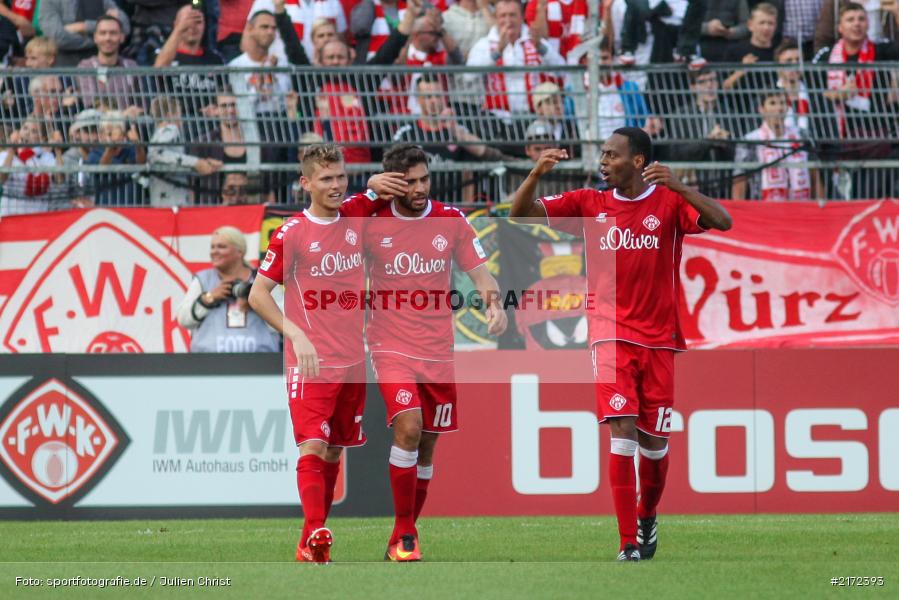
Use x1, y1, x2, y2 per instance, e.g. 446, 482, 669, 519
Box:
250, 274, 319, 377
467, 264, 508, 336
508, 148, 569, 220
642, 161, 733, 231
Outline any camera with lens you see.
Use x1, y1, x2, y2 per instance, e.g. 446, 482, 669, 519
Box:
230, 278, 253, 300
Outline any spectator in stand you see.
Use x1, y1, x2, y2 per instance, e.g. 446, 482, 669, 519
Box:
522, 120, 559, 161
723, 3, 778, 89
76, 15, 139, 111
815, 0, 899, 52
351, 0, 405, 62
217, 0, 256, 60
443, 0, 494, 60
393, 12, 464, 115
813, 1, 899, 198
732, 90, 821, 200
229, 10, 292, 115
39, 0, 130, 66
123, 0, 187, 65
221, 171, 267, 204
0, 118, 65, 215
782, 0, 823, 59
176, 226, 281, 353
246, 0, 346, 62
154, 5, 225, 138
656, 67, 735, 197
308, 17, 338, 63
28, 75, 79, 142
62, 108, 102, 206
525, 0, 587, 62
0, 1, 37, 41
466, 0, 565, 117
147, 95, 223, 206
700, 0, 750, 62
2, 37, 58, 125
530, 81, 581, 157
593, 37, 660, 140
774, 37, 810, 132
604, 0, 652, 86
86, 110, 146, 204
617, 0, 706, 67
393, 74, 509, 162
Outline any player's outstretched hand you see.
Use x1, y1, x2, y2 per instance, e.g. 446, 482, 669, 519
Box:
531, 148, 568, 178
368, 172, 409, 201
485, 303, 508, 336
291, 333, 320, 378
642, 161, 687, 193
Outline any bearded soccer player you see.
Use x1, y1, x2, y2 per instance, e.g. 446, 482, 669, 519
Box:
249, 144, 407, 564
509, 128, 732, 561
364, 144, 507, 561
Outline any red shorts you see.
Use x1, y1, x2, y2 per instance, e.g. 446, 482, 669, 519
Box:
592, 341, 676, 438
286, 362, 367, 447
371, 353, 458, 433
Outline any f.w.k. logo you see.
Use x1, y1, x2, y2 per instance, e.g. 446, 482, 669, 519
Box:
0, 378, 129, 506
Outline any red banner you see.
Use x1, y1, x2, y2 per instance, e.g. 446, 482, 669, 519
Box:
680, 199, 899, 347
0, 207, 266, 353
427, 349, 898, 515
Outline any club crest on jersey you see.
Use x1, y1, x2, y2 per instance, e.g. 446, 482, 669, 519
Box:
309, 241, 321, 253
380, 237, 393, 248
0, 378, 129, 506
320, 421, 331, 437
595, 212, 608, 223
345, 229, 358, 246
432, 235, 448, 252
643, 215, 661, 231
609, 394, 627, 411
395, 390, 413, 406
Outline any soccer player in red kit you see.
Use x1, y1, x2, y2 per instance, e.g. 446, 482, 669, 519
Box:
364, 144, 507, 561
509, 128, 732, 561
249, 144, 407, 563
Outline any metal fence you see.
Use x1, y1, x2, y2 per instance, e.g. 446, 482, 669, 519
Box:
0, 62, 897, 214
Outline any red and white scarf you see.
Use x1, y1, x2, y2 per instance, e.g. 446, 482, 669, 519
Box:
13, 147, 52, 197
485, 27, 553, 113
753, 123, 810, 202
827, 38, 876, 136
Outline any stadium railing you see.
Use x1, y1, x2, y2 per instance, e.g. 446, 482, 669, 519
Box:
0, 62, 897, 212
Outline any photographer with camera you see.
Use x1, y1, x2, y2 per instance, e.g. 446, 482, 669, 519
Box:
176, 225, 281, 353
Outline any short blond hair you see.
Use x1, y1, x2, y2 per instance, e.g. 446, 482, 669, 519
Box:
150, 96, 181, 119
99, 111, 126, 132
311, 17, 336, 37
25, 37, 57, 59
212, 226, 248, 256
751, 2, 778, 19
300, 143, 344, 177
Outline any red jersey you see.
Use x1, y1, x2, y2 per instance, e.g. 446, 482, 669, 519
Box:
259, 193, 383, 367
540, 185, 706, 350
364, 200, 487, 361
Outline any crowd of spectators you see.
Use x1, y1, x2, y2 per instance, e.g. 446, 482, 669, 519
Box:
0, 0, 898, 214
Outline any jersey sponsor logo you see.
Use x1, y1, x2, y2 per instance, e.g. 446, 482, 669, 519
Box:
384, 252, 447, 276
609, 393, 627, 411
832, 200, 899, 306
309, 251, 363, 277
395, 389, 413, 406
261, 249, 276, 271
595, 212, 608, 223
345, 228, 358, 246
473, 237, 487, 259
0, 378, 129, 506
309, 241, 321, 253
432, 235, 448, 252
597, 226, 660, 251
643, 215, 661, 231
320, 421, 331, 437
380, 237, 393, 248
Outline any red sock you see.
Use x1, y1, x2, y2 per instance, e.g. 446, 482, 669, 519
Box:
609, 452, 638, 549
323, 460, 341, 518
414, 477, 431, 522
388, 446, 419, 545
297, 455, 327, 546
638, 451, 669, 520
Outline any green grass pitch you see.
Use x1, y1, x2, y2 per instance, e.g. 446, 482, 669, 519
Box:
0, 514, 895, 599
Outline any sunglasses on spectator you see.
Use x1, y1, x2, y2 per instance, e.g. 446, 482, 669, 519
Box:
222, 186, 247, 195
